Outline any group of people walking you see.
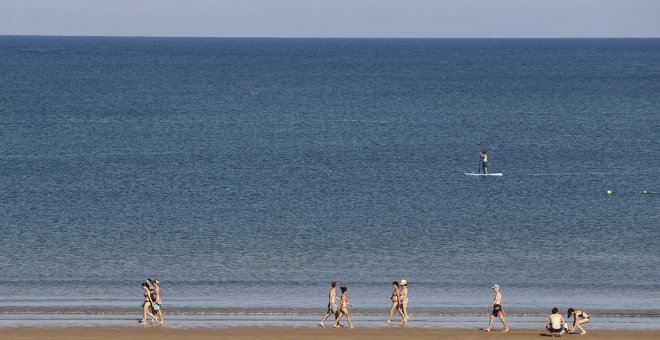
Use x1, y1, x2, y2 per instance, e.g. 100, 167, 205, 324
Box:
319, 281, 590, 335
386, 280, 409, 324
137, 279, 589, 334
140, 279, 163, 325
319, 279, 410, 328
319, 282, 355, 328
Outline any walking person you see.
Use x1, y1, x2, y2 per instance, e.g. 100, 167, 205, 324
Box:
567, 308, 590, 335
386, 281, 404, 324
319, 281, 338, 327
151, 279, 163, 324
482, 284, 509, 332
399, 279, 409, 324
333, 287, 354, 328
139, 281, 158, 324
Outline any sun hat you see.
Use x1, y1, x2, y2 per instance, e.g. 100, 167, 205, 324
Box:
492, 284, 500, 290
400, 279, 408, 286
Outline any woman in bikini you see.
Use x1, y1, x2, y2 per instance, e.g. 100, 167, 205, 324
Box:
333, 287, 354, 328
386, 281, 404, 324
140, 281, 158, 324
567, 308, 590, 335
399, 279, 409, 324
152, 279, 163, 324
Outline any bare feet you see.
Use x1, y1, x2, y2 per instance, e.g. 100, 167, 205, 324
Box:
502, 328, 510, 332
481, 328, 491, 332
319, 322, 325, 328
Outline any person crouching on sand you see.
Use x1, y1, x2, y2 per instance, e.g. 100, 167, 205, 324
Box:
482, 284, 509, 332
386, 281, 404, 324
333, 287, 354, 328
567, 308, 590, 335
140, 281, 158, 324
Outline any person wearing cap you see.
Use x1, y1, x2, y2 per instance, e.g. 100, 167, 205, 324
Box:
399, 279, 409, 324
483, 284, 509, 332
567, 308, 590, 335
152, 279, 163, 324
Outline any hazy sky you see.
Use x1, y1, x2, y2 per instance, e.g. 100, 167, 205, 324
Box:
2, 0, 660, 38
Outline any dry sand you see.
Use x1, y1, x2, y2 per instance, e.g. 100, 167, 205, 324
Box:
0, 327, 658, 340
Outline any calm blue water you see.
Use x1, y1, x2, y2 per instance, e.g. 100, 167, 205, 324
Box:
0, 37, 659, 327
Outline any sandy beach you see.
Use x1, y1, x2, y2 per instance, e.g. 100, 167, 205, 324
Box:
1, 327, 659, 340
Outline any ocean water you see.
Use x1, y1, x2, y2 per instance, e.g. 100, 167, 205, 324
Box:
0, 37, 659, 328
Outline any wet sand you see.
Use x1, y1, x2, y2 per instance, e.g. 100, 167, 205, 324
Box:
1, 327, 659, 339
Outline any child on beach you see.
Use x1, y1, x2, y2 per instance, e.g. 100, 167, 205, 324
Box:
333, 287, 354, 328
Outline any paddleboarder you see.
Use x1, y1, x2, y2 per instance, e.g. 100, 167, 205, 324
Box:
480, 151, 489, 174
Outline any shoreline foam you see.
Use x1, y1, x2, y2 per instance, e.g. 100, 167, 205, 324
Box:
0, 313, 658, 330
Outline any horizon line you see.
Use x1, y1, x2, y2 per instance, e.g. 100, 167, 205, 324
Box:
2, 34, 660, 40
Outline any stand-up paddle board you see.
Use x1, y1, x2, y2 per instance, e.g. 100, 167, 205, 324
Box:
464, 172, 503, 176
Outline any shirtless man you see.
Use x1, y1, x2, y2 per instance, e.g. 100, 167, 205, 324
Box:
480, 151, 489, 174
319, 281, 338, 327
546, 307, 566, 335
483, 284, 509, 332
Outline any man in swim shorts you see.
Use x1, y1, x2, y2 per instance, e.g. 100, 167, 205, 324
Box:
480, 151, 489, 174
483, 284, 509, 332
319, 281, 337, 327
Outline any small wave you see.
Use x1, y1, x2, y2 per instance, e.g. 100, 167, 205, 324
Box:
1, 308, 658, 318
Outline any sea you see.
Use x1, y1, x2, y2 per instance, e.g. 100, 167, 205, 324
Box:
0, 36, 659, 329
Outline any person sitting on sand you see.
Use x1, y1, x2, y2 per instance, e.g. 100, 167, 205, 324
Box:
320, 281, 338, 327
333, 287, 354, 328
546, 307, 566, 336
482, 284, 509, 332
386, 281, 404, 324
567, 308, 590, 335
140, 281, 158, 324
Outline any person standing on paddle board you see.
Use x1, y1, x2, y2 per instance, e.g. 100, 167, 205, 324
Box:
480, 151, 489, 174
